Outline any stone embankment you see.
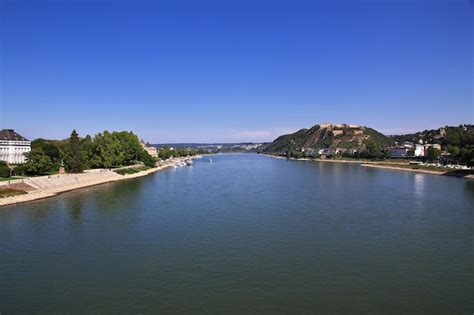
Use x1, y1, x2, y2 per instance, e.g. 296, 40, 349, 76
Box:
0, 157, 197, 207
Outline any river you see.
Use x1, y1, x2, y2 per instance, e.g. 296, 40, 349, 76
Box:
1, 154, 473, 313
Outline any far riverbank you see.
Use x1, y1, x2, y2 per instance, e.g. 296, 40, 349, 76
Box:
261, 153, 474, 179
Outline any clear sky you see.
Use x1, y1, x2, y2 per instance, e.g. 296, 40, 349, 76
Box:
1, 0, 472, 143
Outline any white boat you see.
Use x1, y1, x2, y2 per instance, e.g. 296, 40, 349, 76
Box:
185, 159, 193, 166
209, 158, 213, 163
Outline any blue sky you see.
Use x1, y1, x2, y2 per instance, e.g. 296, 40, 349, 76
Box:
1, 0, 472, 143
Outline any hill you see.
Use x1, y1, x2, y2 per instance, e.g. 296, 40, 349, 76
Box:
263, 123, 393, 157
390, 125, 474, 149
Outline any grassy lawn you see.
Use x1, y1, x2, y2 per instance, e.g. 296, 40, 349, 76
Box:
0, 187, 27, 198
371, 162, 474, 174
0, 176, 26, 182
377, 163, 447, 172
114, 166, 150, 175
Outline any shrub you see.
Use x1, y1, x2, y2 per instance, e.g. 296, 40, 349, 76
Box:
0, 187, 27, 198
0, 161, 11, 178
13, 164, 27, 176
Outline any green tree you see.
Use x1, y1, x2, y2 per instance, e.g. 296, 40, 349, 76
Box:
80, 135, 101, 169
31, 139, 62, 164
64, 129, 84, 173
24, 149, 53, 175
158, 146, 173, 160
460, 145, 474, 167
13, 164, 27, 176
427, 147, 441, 161
0, 161, 11, 178
139, 149, 156, 167
447, 145, 460, 157
94, 131, 124, 168
365, 141, 383, 159
114, 131, 145, 164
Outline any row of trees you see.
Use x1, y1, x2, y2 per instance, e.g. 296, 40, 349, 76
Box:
17, 130, 156, 176
157, 146, 199, 160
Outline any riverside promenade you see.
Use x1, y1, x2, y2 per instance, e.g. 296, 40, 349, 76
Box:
0, 157, 196, 207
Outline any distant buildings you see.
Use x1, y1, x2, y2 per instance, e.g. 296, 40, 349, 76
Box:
0, 129, 31, 164
140, 140, 158, 158
390, 147, 409, 158
318, 148, 334, 158
414, 143, 441, 157
389, 141, 442, 158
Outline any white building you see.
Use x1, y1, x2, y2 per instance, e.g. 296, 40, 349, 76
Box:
414, 143, 442, 157
0, 129, 31, 164
414, 144, 425, 157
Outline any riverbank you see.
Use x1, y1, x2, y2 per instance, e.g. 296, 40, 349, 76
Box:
261, 153, 473, 178
263, 154, 369, 164
360, 163, 445, 175
0, 156, 198, 207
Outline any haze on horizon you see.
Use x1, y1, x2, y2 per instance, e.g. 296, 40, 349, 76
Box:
0, 0, 472, 143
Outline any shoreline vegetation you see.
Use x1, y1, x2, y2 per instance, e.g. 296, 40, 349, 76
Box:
0, 156, 200, 207
261, 153, 474, 178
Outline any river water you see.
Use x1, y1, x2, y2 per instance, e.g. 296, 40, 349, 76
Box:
0, 154, 473, 313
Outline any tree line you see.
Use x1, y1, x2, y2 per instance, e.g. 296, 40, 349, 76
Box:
15, 130, 156, 176
157, 146, 205, 160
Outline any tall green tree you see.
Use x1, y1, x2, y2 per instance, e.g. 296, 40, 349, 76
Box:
80, 135, 101, 169
65, 129, 84, 173
94, 131, 123, 168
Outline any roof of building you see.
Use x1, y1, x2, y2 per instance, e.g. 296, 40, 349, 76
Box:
0, 129, 29, 141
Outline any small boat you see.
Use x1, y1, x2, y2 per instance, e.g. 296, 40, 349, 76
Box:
185, 159, 193, 166
209, 158, 213, 163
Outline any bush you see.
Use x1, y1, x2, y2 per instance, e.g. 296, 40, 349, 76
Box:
139, 150, 156, 167
24, 149, 54, 175
0, 161, 11, 178
0, 187, 27, 198
13, 164, 27, 176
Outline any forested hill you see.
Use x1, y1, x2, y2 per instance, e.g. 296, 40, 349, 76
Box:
390, 125, 474, 149
263, 123, 393, 155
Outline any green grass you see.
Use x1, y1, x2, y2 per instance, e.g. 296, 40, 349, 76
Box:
0, 187, 27, 198
374, 163, 448, 172
0, 176, 26, 182
114, 166, 150, 175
